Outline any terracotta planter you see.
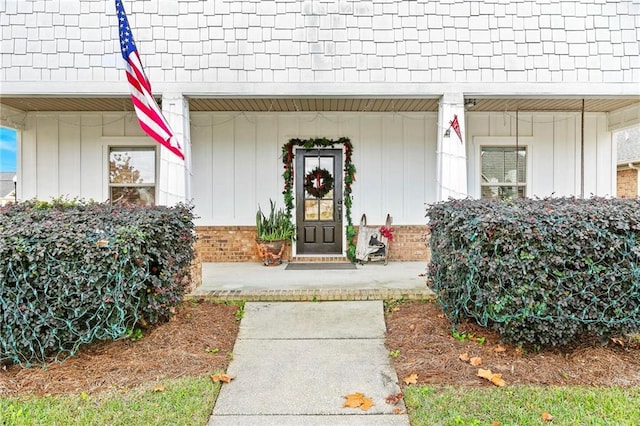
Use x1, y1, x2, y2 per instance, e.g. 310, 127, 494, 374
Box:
256, 239, 287, 266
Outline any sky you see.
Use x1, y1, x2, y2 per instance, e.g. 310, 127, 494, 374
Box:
0, 127, 17, 173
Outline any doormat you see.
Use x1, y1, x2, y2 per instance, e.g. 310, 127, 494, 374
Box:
285, 263, 357, 270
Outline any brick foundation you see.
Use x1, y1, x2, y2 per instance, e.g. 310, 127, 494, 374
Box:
194, 224, 430, 263
617, 168, 638, 198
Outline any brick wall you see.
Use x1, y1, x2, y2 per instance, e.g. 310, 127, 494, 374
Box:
617, 168, 638, 198
188, 245, 203, 292
357, 225, 430, 263
195, 224, 429, 263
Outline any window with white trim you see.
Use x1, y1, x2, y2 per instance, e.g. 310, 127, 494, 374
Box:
480, 146, 527, 199
109, 147, 156, 205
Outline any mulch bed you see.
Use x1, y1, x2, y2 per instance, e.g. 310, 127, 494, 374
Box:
0, 300, 240, 396
385, 301, 640, 387
2, 299, 639, 397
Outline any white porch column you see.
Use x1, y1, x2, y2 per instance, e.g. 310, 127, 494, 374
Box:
436, 92, 468, 200
158, 93, 192, 206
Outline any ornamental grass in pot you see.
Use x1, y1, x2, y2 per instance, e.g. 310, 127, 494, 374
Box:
255, 199, 295, 266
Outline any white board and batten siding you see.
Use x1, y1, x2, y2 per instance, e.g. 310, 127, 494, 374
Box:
20, 111, 615, 225
190, 112, 438, 227
19, 112, 155, 203
467, 112, 614, 199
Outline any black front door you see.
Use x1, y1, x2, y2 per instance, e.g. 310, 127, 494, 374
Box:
295, 149, 343, 255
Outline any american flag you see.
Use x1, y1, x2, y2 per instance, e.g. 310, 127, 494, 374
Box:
115, 0, 184, 160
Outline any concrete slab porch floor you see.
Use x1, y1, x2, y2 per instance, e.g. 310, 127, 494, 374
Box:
190, 261, 435, 302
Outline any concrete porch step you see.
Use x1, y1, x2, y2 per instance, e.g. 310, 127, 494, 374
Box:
190, 261, 435, 302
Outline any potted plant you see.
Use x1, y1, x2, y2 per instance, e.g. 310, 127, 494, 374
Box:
255, 199, 295, 266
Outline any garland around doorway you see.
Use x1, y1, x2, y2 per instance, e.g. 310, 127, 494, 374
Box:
282, 137, 357, 261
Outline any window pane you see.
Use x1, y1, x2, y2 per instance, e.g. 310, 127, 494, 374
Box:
481, 147, 526, 184
304, 199, 319, 220
110, 186, 155, 206
304, 155, 334, 200
319, 200, 333, 220
109, 147, 156, 184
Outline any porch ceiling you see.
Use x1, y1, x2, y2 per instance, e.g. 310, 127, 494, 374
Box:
1, 96, 638, 113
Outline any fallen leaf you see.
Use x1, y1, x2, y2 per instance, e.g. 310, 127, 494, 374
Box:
490, 373, 506, 387
477, 368, 506, 387
385, 392, 403, 405
152, 384, 165, 392
360, 397, 375, 411
211, 373, 234, 383
492, 422, 501, 426
459, 352, 470, 362
393, 407, 404, 414
470, 356, 482, 366
611, 337, 625, 347
343, 393, 364, 408
541, 411, 554, 422
403, 373, 418, 385
494, 345, 507, 353
477, 368, 493, 380
343, 392, 374, 411
409, 324, 415, 331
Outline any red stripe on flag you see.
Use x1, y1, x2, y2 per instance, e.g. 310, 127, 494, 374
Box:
450, 115, 463, 143
116, 3, 184, 160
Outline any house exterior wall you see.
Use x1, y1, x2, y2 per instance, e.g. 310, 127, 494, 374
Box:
9, 108, 621, 267
467, 112, 615, 198
2, 0, 637, 269
21, 110, 616, 209
617, 168, 639, 198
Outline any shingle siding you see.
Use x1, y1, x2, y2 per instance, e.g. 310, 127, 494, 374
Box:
1, 0, 639, 86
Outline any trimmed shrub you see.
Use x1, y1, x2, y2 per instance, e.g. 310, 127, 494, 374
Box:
427, 197, 640, 348
0, 200, 196, 366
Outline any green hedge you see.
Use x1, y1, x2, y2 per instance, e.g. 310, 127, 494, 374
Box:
427, 197, 640, 348
0, 200, 196, 366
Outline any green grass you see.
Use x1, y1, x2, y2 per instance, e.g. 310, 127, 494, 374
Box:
405, 385, 640, 426
0, 375, 220, 426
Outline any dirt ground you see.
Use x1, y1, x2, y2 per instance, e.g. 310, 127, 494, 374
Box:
1, 299, 639, 397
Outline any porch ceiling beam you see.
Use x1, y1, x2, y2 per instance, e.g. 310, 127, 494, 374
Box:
607, 102, 640, 131
0, 104, 27, 129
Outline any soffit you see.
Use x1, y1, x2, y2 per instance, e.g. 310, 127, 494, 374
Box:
1, 96, 638, 113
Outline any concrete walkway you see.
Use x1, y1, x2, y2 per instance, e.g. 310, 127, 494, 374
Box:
207, 301, 410, 425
